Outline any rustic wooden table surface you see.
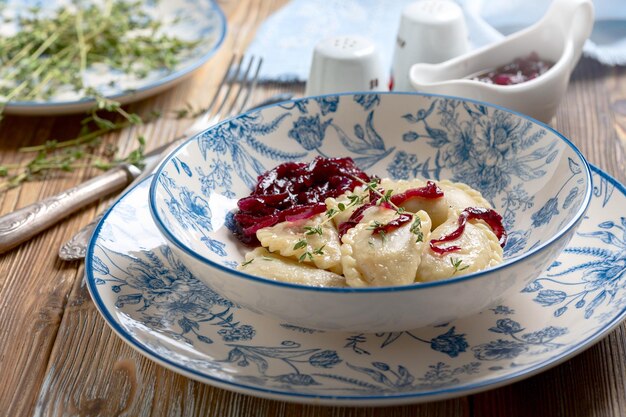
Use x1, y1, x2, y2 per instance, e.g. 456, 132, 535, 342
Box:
1, 1, 625, 416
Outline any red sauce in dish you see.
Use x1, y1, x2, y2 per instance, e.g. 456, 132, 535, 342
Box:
429, 207, 508, 254
371, 213, 413, 236
233, 157, 507, 253
471, 52, 553, 86
233, 156, 371, 245
337, 181, 444, 238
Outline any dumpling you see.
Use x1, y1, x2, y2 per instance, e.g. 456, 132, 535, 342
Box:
341, 206, 432, 287
416, 218, 503, 282
439, 180, 492, 212
238, 247, 346, 287
324, 185, 369, 227
256, 214, 342, 274
380, 179, 491, 228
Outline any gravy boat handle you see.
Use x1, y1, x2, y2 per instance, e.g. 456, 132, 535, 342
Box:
540, 0, 594, 70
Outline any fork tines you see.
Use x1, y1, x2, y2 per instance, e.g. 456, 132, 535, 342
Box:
211, 54, 263, 122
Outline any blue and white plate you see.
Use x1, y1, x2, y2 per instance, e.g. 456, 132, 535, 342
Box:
86, 167, 626, 406
1, 0, 226, 115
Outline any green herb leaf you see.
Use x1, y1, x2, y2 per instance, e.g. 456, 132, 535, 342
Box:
304, 225, 323, 236
293, 239, 308, 250
450, 257, 469, 274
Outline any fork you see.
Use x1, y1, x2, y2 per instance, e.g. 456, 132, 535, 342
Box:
0, 54, 264, 257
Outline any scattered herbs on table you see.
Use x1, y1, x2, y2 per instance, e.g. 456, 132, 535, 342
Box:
0, 0, 202, 191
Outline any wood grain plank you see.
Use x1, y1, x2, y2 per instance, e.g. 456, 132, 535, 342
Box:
0, 1, 285, 414
1, 3, 625, 417
35, 265, 468, 416
557, 58, 626, 182
469, 57, 626, 417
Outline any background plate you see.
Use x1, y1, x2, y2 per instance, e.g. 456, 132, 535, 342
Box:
1, 0, 226, 115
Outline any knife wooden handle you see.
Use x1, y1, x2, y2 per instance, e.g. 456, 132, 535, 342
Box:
0, 164, 140, 254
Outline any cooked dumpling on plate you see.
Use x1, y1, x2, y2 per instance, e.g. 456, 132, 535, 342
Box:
380, 179, 491, 228
341, 207, 432, 287
324, 185, 369, 227
238, 247, 346, 287
256, 214, 342, 274
416, 218, 503, 282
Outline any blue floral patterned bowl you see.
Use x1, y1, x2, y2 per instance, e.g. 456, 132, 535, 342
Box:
149, 92, 592, 332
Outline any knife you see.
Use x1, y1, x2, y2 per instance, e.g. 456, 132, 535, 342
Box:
0, 93, 293, 257
0, 132, 184, 256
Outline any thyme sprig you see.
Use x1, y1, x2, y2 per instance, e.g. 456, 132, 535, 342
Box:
451, 257, 470, 274
352, 176, 425, 242
0, 95, 154, 191
292, 178, 429, 261
0, 1, 199, 108
0, 0, 201, 190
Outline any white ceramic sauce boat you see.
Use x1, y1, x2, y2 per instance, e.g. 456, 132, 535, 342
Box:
409, 0, 594, 123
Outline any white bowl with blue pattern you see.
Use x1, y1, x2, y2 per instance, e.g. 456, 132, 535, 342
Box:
149, 92, 592, 332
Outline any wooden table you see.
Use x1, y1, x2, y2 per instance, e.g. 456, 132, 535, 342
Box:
1, 1, 625, 415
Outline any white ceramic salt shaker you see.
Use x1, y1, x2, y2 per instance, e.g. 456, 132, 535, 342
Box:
305, 35, 387, 96
391, 0, 469, 91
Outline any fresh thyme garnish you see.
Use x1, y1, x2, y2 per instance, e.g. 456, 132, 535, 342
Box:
293, 239, 308, 251
304, 225, 323, 236
376, 189, 394, 206
325, 208, 338, 218
322, 190, 367, 224
410, 216, 424, 242
295, 226, 327, 263
0, 97, 154, 191
0, 0, 201, 190
366, 220, 385, 230
299, 252, 314, 262
0, 1, 199, 107
346, 193, 366, 207
312, 245, 325, 256
450, 257, 469, 274
241, 259, 254, 267
354, 176, 404, 213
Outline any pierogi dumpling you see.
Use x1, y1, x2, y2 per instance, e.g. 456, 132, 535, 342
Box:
341, 206, 432, 287
238, 247, 346, 287
256, 214, 342, 274
416, 218, 503, 282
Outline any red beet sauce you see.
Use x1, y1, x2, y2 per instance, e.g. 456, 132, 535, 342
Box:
371, 213, 413, 236
471, 52, 553, 86
233, 157, 507, 254
337, 181, 442, 239
430, 207, 508, 254
233, 157, 370, 245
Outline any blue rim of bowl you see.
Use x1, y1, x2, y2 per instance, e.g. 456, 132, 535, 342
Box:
148, 91, 594, 294
3, 0, 227, 110
87, 166, 625, 403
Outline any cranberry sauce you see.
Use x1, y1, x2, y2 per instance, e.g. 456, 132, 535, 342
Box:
338, 181, 443, 238
233, 157, 371, 245
337, 201, 393, 239
371, 213, 413, 236
430, 207, 508, 255
471, 52, 553, 86
390, 181, 444, 205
